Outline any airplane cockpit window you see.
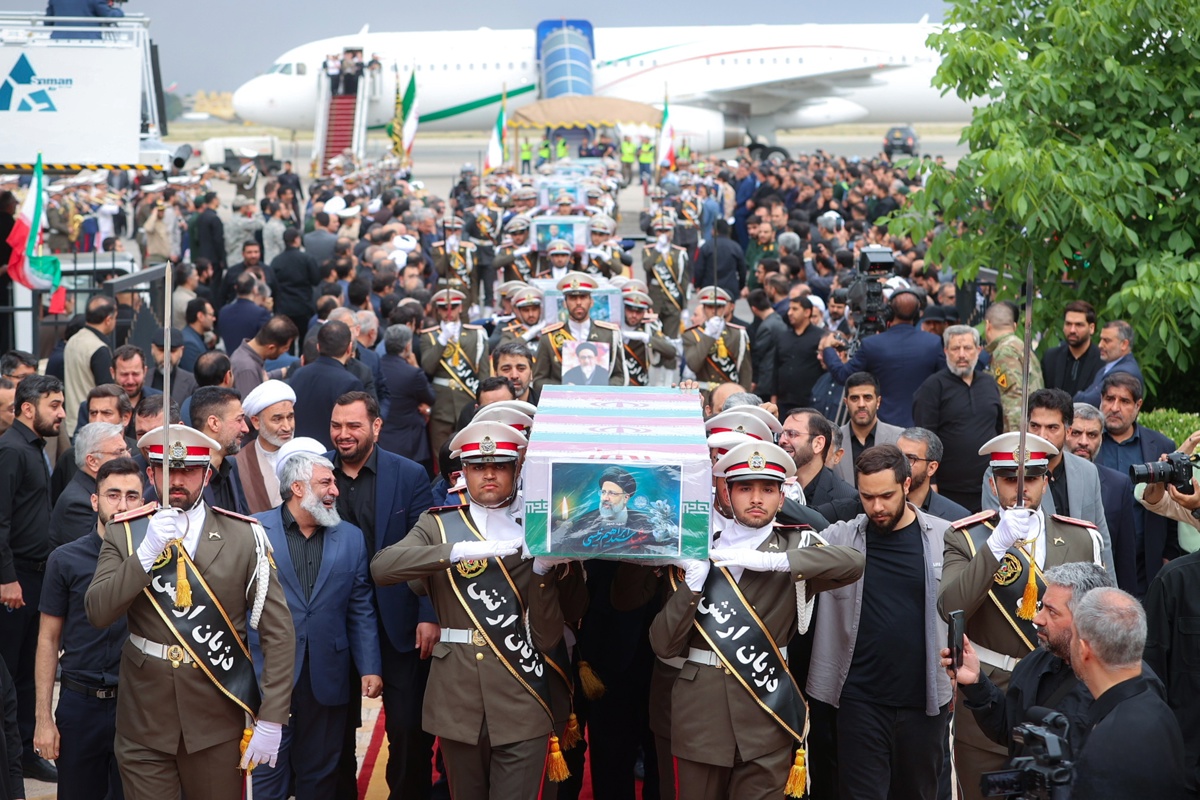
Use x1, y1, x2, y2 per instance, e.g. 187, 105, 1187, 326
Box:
296, 63, 307, 75
280, 64, 293, 75
268, 63, 284, 74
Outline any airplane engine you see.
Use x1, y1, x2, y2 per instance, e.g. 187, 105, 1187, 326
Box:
667, 105, 747, 153
774, 97, 870, 128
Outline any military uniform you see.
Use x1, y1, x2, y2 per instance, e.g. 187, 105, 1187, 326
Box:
669, 190, 702, 260
432, 238, 480, 309
495, 243, 537, 284
986, 332, 1044, 433
231, 154, 259, 200
465, 200, 501, 306
46, 197, 72, 253
938, 431, 1102, 800
642, 235, 690, 339
532, 320, 626, 392
682, 321, 752, 390
620, 290, 676, 387
497, 286, 545, 358
420, 318, 490, 459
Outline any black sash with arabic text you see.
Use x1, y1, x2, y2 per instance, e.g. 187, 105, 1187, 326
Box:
125, 515, 262, 718
624, 340, 649, 386
706, 333, 740, 384
438, 341, 481, 399
434, 507, 571, 719
649, 252, 684, 307
672, 565, 806, 742
963, 524, 1041, 652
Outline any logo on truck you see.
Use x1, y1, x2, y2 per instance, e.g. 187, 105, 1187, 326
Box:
0, 55, 73, 112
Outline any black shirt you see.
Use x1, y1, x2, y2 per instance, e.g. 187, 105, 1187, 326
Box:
335, 446, 378, 551
0, 419, 53, 581
39, 530, 126, 686
206, 458, 243, 515
1048, 458, 1070, 517
848, 424, 878, 485
281, 504, 324, 600
912, 369, 1004, 511
841, 517, 927, 708
774, 323, 826, 411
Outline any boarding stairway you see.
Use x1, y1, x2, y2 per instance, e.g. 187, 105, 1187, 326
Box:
311, 66, 372, 177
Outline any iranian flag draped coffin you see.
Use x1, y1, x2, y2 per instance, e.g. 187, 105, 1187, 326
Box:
523, 386, 711, 560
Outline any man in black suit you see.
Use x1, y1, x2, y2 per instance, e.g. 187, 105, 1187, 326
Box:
377, 325, 435, 474
1066, 402, 1140, 593
694, 218, 746, 300
195, 191, 227, 287
218, 272, 273, 355
276, 161, 305, 210
778, 407, 857, 507
219, 240, 281, 308
146, 327, 198, 410
288, 321, 364, 449
272, 228, 323, 345
1040, 300, 1102, 397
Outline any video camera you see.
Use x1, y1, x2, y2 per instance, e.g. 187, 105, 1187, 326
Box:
981, 708, 1073, 800
1130, 452, 1196, 496
843, 245, 897, 340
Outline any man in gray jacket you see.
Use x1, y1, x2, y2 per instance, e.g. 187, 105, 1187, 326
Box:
807, 444, 953, 800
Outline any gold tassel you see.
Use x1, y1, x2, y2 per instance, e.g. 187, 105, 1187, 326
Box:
1017, 559, 1038, 620
239, 727, 255, 774
545, 734, 571, 782
784, 749, 807, 798
561, 713, 582, 750
174, 542, 192, 610
715, 333, 729, 360
452, 344, 461, 368
578, 660, 607, 700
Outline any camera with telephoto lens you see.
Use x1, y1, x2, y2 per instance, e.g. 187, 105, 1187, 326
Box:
1129, 452, 1196, 496
981, 709, 1072, 800
843, 246, 897, 342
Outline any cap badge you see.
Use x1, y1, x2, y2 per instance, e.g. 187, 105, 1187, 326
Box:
749, 452, 765, 471
170, 442, 187, 461
480, 437, 496, 455
1010, 448, 1025, 462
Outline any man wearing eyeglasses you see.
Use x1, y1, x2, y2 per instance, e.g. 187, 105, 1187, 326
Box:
50, 423, 132, 550
34, 457, 140, 800
778, 408, 856, 510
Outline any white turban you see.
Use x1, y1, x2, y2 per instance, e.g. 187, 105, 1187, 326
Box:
243, 380, 297, 418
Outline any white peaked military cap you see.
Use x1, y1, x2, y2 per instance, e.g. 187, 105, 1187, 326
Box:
449, 421, 528, 463
511, 287, 544, 308
978, 432, 1057, 477
713, 440, 796, 482
432, 289, 467, 307
243, 380, 296, 418
480, 399, 537, 418
138, 424, 220, 467
471, 405, 535, 435
556, 271, 599, 294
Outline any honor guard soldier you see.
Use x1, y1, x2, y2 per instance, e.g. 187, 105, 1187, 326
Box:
643, 215, 690, 339
85, 425, 295, 800
494, 215, 537, 284
231, 149, 259, 199
466, 189, 501, 309
584, 216, 632, 278
533, 272, 628, 392
499, 287, 547, 356
540, 238, 576, 281
619, 290, 676, 387
684, 287, 753, 390
670, 173, 702, 261
938, 431, 1104, 800
432, 216, 479, 308
650, 440, 865, 799
421, 289, 491, 458
639, 186, 675, 236
370, 421, 577, 799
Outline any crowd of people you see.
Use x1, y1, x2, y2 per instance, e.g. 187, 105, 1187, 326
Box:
0, 140, 1197, 800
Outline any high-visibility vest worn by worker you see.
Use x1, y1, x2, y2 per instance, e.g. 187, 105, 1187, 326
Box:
638, 142, 655, 164
620, 140, 637, 163
520, 142, 532, 161
556, 138, 568, 159
538, 140, 551, 159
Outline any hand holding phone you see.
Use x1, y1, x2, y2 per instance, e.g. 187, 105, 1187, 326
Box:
948, 610, 965, 672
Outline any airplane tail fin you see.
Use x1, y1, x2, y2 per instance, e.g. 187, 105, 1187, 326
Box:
918, 14, 930, 24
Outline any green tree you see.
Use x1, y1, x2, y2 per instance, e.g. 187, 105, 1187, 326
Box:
889, 0, 1200, 404
164, 92, 183, 121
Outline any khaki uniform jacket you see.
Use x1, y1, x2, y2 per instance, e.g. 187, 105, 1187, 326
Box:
623, 323, 678, 384
370, 508, 566, 746
84, 505, 296, 754
531, 320, 628, 392
419, 324, 490, 425
649, 527, 864, 767
493, 245, 536, 284
432, 241, 479, 307
642, 246, 690, 308
682, 323, 753, 390
497, 320, 538, 355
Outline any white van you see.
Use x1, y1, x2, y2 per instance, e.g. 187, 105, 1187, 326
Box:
198, 136, 284, 174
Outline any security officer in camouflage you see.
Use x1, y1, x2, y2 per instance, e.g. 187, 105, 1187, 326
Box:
984, 303, 1044, 433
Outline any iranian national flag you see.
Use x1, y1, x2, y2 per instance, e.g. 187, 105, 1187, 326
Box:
484, 98, 506, 173
6, 155, 65, 313
658, 96, 675, 169
400, 72, 419, 157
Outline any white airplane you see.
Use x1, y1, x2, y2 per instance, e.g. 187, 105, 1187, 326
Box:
232, 20, 972, 157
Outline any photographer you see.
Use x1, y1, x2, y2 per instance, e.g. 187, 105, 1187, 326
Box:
940, 564, 1112, 759
1069, 588, 1190, 799
818, 288, 944, 427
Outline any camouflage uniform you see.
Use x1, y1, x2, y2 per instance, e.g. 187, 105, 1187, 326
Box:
985, 332, 1044, 433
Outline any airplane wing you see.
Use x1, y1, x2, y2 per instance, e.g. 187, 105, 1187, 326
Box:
673, 62, 905, 109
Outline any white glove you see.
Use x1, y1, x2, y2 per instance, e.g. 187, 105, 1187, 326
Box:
437, 323, 460, 347
677, 559, 711, 592
533, 556, 573, 575
622, 330, 649, 343
987, 508, 1036, 562
710, 548, 790, 573
703, 316, 725, 339
513, 246, 531, 257
239, 719, 283, 770
136, 508, 187, 572
521, 323, 545, 342
450, 537, 523, 563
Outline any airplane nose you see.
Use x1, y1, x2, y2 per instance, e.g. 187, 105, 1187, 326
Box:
232, 77, 275, 123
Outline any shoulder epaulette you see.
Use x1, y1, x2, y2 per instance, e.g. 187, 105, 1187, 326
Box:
684, 324, 702, 333
419, 325, 440, 335
950, 509, 998, 530
774, 523, 816, 534
727, 322, 745, 330
1051, 513, 1098, 530
427, 504, 467, 514
463, 323, 484, 330
542, 322, 565, 333
594, 320, 620, 330
212, 506, 259, 524
112, 502, 157, 523
431, 240, 445, 247
461, 241, 477, 250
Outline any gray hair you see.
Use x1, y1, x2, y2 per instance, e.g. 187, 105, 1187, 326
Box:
721, 392, 764, 412
777, 231, 801, 255
1072, 587, 1146, 669
254, 280, 271, 300
384, 324, 413, 356
356, 310, 378, 335
898, 427, 944, 463
943, 324, 980, 348
828, 425, 844, 453
1102, 319, 1135, 348
328, 307, 358, 326
1073, 403, 1103, 425
279, 452, 335, 502
1042, 562, 1113, 612
75, 422, 126, 469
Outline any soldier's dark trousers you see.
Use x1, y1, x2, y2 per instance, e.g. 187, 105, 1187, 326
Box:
55, 686, 123, 800
0, 567, 42, 762
440, 721, 546, 800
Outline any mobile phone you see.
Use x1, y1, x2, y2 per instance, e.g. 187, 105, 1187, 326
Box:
948, 610, 965, 670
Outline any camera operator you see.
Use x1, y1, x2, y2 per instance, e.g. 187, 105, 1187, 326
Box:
940, 563, 1112, 759
818, 288, 944, 427
1068, 587, 1190, 800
